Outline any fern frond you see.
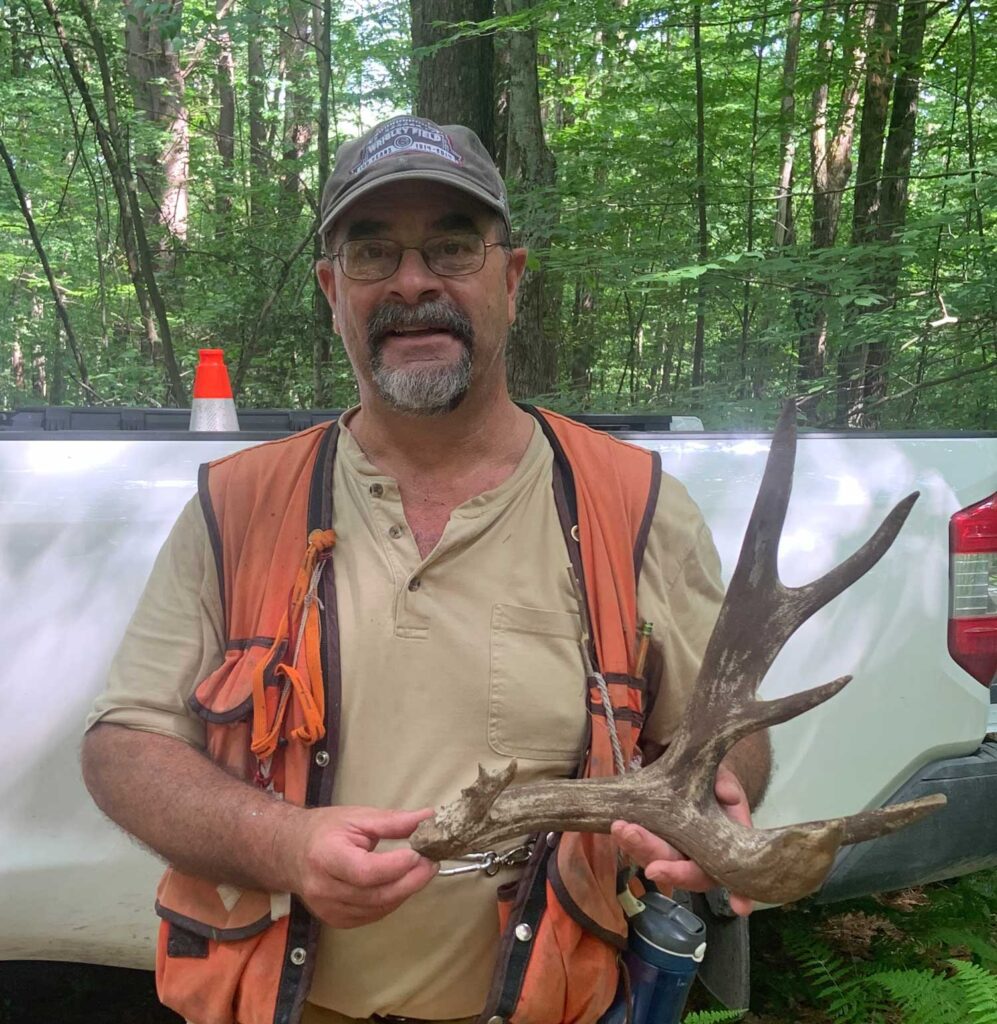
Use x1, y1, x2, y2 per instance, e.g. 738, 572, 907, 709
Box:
782, 932, 878, 1024
948, 960, 997, 1024
682, 1010, 746, 1024
931, 929, 997, 968
870, 967, 967, 1024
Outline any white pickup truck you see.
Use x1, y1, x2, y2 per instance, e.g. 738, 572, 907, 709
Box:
1, 407, 994, 983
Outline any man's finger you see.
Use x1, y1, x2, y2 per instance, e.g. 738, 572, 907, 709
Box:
352, 857, 439, 911
307, 858, 439, 927
610, 820, 685, 864
644, 858, 717, 894
320, 857, 439, 910
728, 893, 753, 916
330, 842, 434, 888
345, 806, 435, 843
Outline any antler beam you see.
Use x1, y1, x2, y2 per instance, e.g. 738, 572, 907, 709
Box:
410, 403, 945, 904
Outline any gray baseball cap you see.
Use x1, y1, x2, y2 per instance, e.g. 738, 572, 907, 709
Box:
318, 116, 511, 241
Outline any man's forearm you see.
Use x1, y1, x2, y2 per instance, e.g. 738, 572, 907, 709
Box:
82, 723, 305, 892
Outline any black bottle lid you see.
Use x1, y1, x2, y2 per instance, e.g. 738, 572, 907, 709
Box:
631, 890, 708, 961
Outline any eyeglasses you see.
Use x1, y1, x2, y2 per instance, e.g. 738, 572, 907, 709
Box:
328, 232, 509, 281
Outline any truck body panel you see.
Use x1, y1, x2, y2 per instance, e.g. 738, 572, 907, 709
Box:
1, 426, 993, 966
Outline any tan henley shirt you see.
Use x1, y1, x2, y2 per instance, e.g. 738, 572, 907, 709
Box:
87, 415, 724, 1018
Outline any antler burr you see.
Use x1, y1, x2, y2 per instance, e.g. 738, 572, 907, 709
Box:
410, 403, 945, 904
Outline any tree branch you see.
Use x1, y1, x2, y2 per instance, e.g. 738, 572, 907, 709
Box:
0, 132, 90, 394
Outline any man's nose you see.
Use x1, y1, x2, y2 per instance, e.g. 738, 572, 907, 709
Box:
387, 246, 444, 303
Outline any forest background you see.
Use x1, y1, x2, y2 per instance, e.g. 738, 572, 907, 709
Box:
1, 3, 996, 1021
0, 0, 994, 429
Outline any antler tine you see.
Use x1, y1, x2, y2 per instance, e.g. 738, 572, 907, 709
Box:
662, 401, 805, 766
667, 408, 919, 769
729, 400, 800, 590
409, 402, 947, 904
791, 491, 920, 622
692, 675, 854, 763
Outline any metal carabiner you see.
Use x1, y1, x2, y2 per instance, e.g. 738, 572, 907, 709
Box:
438, 852, 497, 877
437, 841, 536, 878
493, 842, 534, 868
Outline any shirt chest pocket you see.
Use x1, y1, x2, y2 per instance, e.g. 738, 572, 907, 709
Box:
488, 603, 588, 763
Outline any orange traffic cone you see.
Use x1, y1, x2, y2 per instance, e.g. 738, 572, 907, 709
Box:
190, 348, 239, 431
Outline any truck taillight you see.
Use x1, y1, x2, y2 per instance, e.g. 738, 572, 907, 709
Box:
949, 492, 997, 686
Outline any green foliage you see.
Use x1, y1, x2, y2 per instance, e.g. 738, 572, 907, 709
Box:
682, 1010, 745, 1023
870, 961, 997, 1024
752, 870, 997, 1023
0, 0, 994, 425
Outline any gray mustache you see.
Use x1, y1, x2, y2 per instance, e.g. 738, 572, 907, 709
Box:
367, 300, 474, 348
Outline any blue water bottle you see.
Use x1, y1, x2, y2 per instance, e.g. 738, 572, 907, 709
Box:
599, 883, 708, 1024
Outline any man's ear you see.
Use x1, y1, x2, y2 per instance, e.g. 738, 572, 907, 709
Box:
505, 247, 528, 324
315, 258, 337, 308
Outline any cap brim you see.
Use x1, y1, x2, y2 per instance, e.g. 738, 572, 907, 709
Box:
318, 168, 511, 238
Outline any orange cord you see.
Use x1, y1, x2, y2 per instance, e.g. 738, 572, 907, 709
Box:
250, 529, 336, 762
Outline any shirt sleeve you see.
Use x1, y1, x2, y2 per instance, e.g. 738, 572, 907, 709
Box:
85, 494, 225, 748
637, 472, 724, 748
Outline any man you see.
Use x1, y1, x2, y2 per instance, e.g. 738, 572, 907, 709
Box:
83, 116, 769, 1024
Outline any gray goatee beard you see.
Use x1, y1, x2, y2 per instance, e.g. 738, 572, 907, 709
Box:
368, 300, 474, 416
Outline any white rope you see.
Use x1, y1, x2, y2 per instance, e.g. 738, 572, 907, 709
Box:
290, 561, 325, 666
594, 670, 627, 776
568, 565, 627, 777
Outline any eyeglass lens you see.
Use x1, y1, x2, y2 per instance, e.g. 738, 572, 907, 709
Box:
339, 234, 486, 280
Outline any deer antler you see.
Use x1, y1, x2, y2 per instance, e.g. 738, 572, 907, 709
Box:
410, 403, 946, 904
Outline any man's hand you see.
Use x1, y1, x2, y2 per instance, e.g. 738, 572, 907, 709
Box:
283, 805, 439, 928
610, 764, 754, 916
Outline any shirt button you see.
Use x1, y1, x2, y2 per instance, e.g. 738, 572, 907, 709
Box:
314, 750, 330, 767
514, 923, 533, 942
289, 947, 307, 966
487, 1018, 504, 1024
388, 525, 403, 539
408, 577, 421, 592
369, 483, 383, 497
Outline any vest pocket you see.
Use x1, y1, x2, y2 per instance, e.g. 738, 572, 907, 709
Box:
189, 643, 277, 725
155, 873, 290, 1024
488, 604, 587, 762
166, 921, 209, 959
156, 867, 287, 947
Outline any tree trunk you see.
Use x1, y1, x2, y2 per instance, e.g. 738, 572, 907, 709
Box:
862, 0, 929, 418
278, 0, 313, 213
799, 0, 874, 388
502, 0, 557, 399
836, 0, 898, 425
12, 340, 25, 390
8, 0, 27, 79
31, 292, 45, 399
247, 3, 268, 226
312, 0, 333, 406
410, 0, 495, 156
123, 0, 190, 248
851, 0, 898, 245
773, 0, 802, 248
569, 276, 597, 397
964, 0, 984, 241
692, 0, 708, 389
215, 0, 236, 224
739, 12, 767, 396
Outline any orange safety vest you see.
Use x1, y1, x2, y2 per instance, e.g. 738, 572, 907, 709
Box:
154, 407, 663, 1024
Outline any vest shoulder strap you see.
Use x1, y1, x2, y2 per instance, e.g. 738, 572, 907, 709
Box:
199, 421, 338, 641
529, 407, 662, 677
